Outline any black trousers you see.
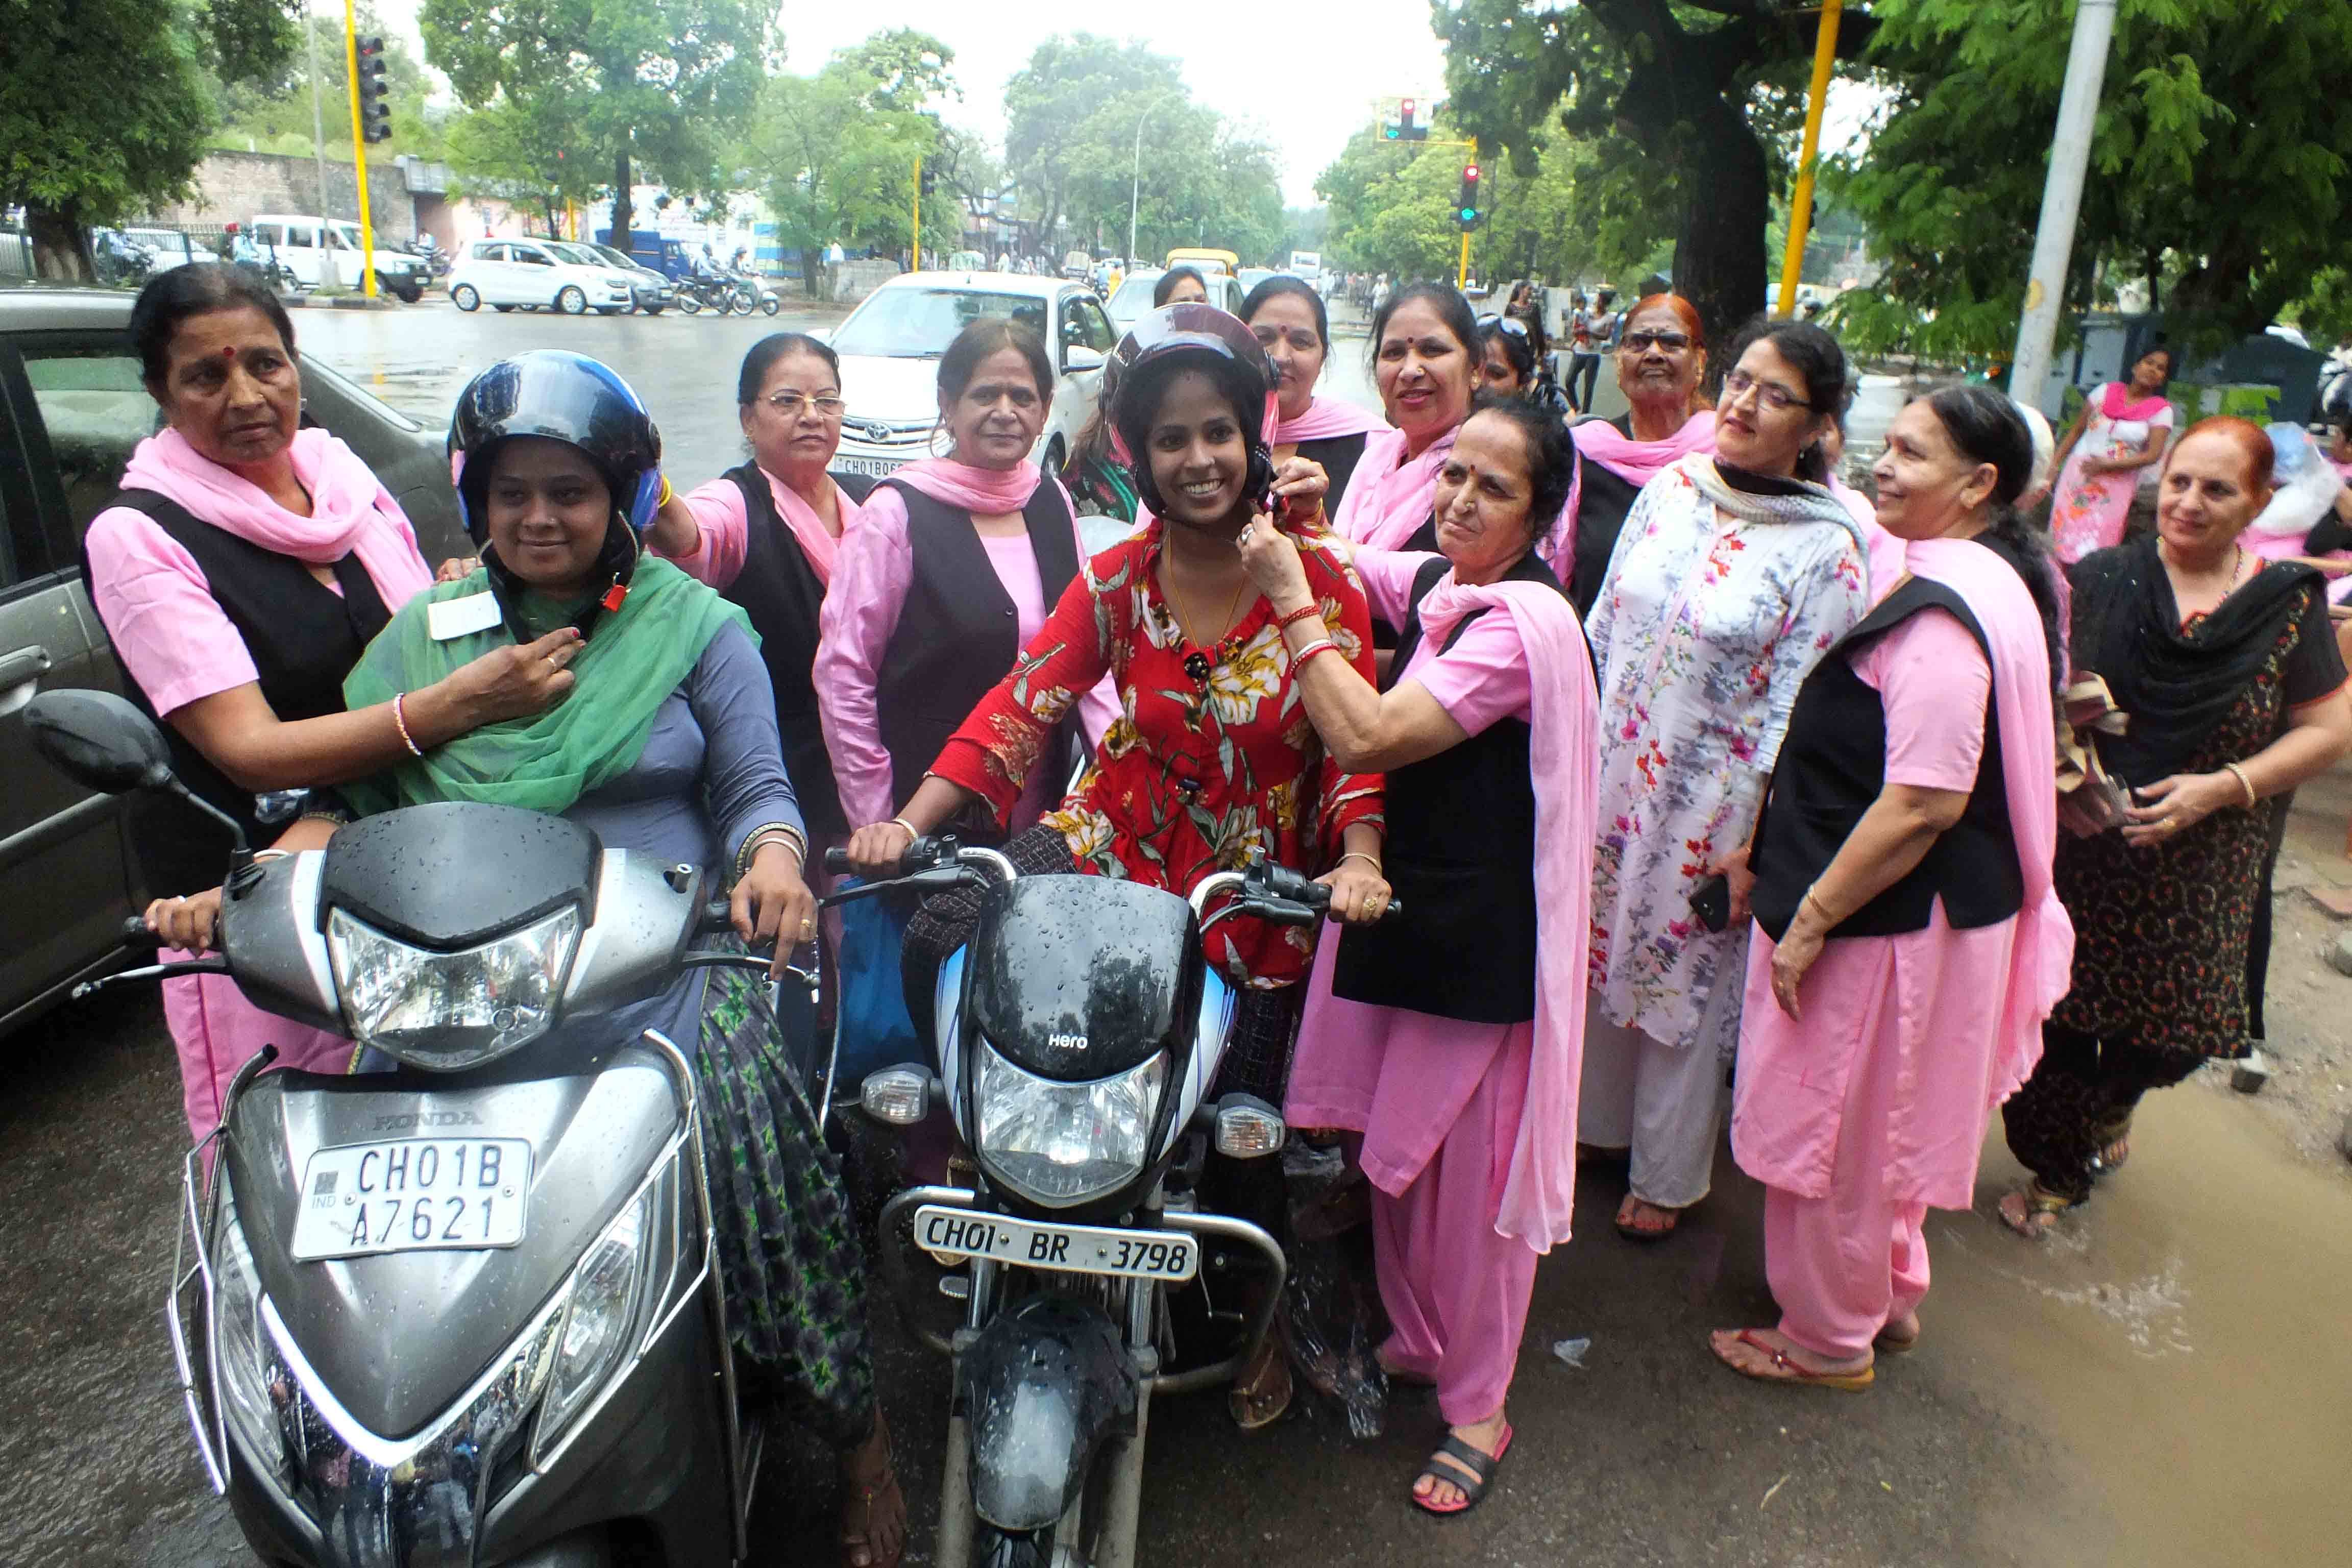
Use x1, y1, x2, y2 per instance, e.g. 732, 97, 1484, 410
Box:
2000, 1025, 2203, 1203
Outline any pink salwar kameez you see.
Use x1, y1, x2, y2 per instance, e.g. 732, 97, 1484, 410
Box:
1731, 537, 2073, 1359
1288, 547, 1596, 1425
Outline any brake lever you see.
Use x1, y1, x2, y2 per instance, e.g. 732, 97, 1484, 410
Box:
74, 957, 231, 999
818, 864, 977, 908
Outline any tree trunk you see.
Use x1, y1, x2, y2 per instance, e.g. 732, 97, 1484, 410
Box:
1665, 95, 1770, 363
27, 203, 94, 282
611, 147, 634, 254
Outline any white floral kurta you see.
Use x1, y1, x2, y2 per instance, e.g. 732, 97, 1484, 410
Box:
1584, 457, 1869, 1055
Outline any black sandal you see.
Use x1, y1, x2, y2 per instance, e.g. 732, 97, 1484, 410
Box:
1411, 1424, 1513, 1518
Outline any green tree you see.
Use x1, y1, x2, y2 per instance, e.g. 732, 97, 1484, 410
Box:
420, 0, 768, 254
1437, 0, 1878, 342
1058, 93, 1284, 265
1004, 36, 1185, 249
1, 0, 300, 276
1840, 0, 2352, 356
751, 34, 961, 291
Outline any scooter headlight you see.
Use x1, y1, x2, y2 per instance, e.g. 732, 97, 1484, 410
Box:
328, 905, 580, 1069
531, 1182, 662, 1466
973, 1045, 1163, 1209
210, 1183, 291, 1487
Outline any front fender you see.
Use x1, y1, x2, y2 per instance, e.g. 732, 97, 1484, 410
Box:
961, 1295, 1138, 1532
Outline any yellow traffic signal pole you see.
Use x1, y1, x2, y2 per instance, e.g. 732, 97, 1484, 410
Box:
1774, 1, 1842, 317
341, 0, 378, 299
1458, 139, 1476, 291
912, 156, 922, 272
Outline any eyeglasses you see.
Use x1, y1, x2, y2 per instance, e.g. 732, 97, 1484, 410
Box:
1621, 330, 1693, 353
1721, 368, 1812, 413
762, 392, 846, 419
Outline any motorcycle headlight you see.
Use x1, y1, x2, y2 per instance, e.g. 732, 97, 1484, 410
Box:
210, 1183, 291, 1487
974, 1045, 1164, 1209
327, 905, 580, 1069
531, 1182, 660, 1466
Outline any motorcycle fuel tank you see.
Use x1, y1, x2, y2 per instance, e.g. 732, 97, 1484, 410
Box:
965, 877, 1203, 1083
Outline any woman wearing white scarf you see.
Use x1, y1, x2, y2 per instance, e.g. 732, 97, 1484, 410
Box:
1579, 319, 1870, 1242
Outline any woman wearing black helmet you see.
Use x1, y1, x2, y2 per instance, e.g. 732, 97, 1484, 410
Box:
154, 350, 906, 1568
842, 303, 1392, 1427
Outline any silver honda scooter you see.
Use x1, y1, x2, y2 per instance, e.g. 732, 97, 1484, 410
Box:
30, 690, 805, 1568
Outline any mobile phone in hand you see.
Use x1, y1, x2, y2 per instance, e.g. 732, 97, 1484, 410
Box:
1688, 873, 1731, 934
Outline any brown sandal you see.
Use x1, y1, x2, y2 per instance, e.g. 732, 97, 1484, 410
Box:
840, 1416, 906, 1568
1710, 1329, 1874, 1391
1998, 1182, 2081, 1239
1229, 1334, 1293, 1429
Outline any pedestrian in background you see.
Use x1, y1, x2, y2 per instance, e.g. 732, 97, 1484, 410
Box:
1252, 397, 1594, 1516
1565, 291, 1604, 414
1154, 265, 1209, 307
89, 266, 570, 1140
2001, 419, 2352, 1235
815, 317, 1113, 844
1579, 318, 1869, 1243
1559, 293, 1718, 615
651, 332, 873, 850
1335, 282, 1480, 565
1713, 387, 2072, 1388
2047, 347, 2178, 562
1245, 274, 1390, 518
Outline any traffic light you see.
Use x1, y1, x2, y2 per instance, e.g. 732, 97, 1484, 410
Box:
1399, 98, 1429, 141
920, 161, 938, 195
1381, 101, 1402, 140
355, 35, 391, 144
1457, 163, 1484, 231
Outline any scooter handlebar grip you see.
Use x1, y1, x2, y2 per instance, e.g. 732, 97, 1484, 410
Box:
119, 916, 167, 951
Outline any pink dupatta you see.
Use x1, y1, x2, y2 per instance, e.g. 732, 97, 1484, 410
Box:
1412, 572, 1599, 1250
1904, 536, 2075, 1106
1572, 408, 1716, 489
885, 456, 1042, 514
2100, 381, 2172, 424
1275, 396, 1389, 446
1334, 427, 1459, 550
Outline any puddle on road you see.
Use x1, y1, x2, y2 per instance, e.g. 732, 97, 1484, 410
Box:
1928, 1081, 2352, 1565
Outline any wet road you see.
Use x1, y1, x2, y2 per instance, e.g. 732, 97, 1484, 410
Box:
8, 298, 2350, 1566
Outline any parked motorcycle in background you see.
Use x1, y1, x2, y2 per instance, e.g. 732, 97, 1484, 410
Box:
835, 837, 1395, 1568
26, 689, 805, 1568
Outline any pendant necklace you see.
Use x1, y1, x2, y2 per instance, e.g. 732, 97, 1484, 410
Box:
1167, 564, 1252, 685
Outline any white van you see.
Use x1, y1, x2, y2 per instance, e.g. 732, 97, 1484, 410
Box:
248, 215, 429, 301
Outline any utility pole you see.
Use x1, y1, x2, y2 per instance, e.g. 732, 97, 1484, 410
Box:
2009, 0, 2119, 411
912, 155, 922, 271
305, 7, 331, 239
1130, 92, 1175, 266
1774, 1, 1843, 316
340, 0, 378, 298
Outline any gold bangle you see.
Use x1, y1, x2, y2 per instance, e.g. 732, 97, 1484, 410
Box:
735, 822, 806, 879
1336, 850, 1382, 874
1802, 887, 1837, 927
888, 816, 920, 841
2223, 763, 2257, 807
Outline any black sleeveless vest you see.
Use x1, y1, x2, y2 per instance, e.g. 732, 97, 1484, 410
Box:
86, 489, 393, 896
1294, 433, 1369, 522
1750, 578, 2023, 943
1331, 550, 1561, 1023
874, 477, 1083, 825
716, 464, 872, 837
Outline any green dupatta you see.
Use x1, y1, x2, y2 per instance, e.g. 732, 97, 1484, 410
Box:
341, 555, 753, 816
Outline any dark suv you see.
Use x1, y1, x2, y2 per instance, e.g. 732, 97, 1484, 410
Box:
0, 288, 465, 1029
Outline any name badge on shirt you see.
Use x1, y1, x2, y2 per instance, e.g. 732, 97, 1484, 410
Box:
426, 592, 503, 642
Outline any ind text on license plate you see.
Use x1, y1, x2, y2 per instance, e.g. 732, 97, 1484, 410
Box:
914, 1204, 1198, 1281
289, 1138, 531, 1261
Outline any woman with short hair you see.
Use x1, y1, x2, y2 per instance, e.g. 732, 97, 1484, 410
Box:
1711, 386, 2073, 1387
2001, 418, 2352, 1234
1250, 395, 1594, 1515
1154, 265, 1209, 307
1579, 318, 1870, 1243
1559, 293, 1719, 615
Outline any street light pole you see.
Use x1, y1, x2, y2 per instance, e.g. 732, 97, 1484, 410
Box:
2008, 0, 2119, 412
1129, 94, 1173, 266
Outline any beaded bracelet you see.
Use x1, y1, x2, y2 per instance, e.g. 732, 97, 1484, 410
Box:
1276, 602, 1322, 634
391, 692, 423, 757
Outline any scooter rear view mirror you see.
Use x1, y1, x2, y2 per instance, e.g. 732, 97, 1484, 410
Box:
25, 689, 174, 794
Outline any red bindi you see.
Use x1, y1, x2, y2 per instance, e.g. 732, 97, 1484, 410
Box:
220, 345, 237, 359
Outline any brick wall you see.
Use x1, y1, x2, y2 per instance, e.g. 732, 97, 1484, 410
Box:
138, 152, 415, 243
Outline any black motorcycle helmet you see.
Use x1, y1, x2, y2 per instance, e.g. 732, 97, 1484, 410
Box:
448, 351, 664, 638
1104, 303, 1279, 521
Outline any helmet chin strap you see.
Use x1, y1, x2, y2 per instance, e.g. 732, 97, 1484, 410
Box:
481, 510, 643, 644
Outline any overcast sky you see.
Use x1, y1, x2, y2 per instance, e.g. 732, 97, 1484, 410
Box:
365, 0, 1449, 204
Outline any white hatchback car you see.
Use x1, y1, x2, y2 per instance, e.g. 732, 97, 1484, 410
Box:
827, 272, 1118, 486
447, 237, 637, 316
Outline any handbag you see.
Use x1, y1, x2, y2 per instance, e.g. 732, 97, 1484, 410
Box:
2056, 673, 2135, 830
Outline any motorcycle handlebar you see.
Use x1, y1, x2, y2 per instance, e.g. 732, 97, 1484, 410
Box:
119, 916, 167, 953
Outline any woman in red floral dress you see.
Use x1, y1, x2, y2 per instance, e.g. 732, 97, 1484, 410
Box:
843, 306, 1390, 1424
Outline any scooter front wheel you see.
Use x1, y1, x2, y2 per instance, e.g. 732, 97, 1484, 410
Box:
975, 1524, 1054, 1568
